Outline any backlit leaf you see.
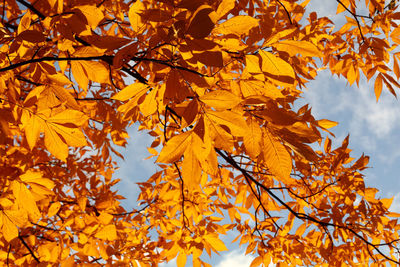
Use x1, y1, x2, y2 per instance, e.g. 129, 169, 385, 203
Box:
206, 110, 248, 136
129, 0, 145, 32
213, 15, 259, 36
200, 90, 241, 110
95, 225, 117, 241
157, 132, 191, 163
262, 130, 292, 181
272, 40, 322, 57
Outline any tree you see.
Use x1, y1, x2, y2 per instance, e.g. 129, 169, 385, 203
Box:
0, 0, 400, 265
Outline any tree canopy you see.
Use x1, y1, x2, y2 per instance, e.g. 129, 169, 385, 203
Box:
1, 0, 400, 265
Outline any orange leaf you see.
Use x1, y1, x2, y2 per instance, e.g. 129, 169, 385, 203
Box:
243, 118, 262, 158
25, 114, 42, 150
112, 83, 149, 101
75, 5, 104, 29
48, 202, 61, 217
213, 15, 259, 36
177, 253, 187, 267
317, 119, 338, 129
259, 50, 295, 85
204, 235, 228, 252
200, 90, 241, 110
129, 0, 145, 32
157, 132, 191, 163
262, 130, 292, 181
272, 40, 322, 57
182, 144, 202, 190
95, 225, 117, 241
11, 181, 41, 221
216, 0, 235, 18
374, 74, 383, 102
206, 110, 248, 136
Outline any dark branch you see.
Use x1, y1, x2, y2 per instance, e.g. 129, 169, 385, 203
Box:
215, 148, 400, 264
18, 235, 40, 263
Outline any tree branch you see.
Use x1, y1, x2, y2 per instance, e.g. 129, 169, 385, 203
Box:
215, 148, 400, 264
18, 235, 40, 263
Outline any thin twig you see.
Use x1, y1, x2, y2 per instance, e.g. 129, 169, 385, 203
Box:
18, 235, 40, 263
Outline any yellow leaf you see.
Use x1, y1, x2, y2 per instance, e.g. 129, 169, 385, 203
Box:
213, 15, 259, 36
380, 197, 393, 210
317, 119, 338, 129
48, 202, 61, 217
47, 110, 88, 126
17, 10, 31, 34
77, 197, 87, 211
200, 90, 241, 110
98, 212, 113, 224
42, 121, 69, 161
50, 123, 88, 147
216, 0, 235, 18
129, 0, 145, 32
204, 235, 228, 252
1, 213, 19, 242
80, 61, 109, 84
245, 55, 262, 73
272, 40, 322, 57
240, 80, 284, 99
112, 83, 149, 101
206, 110, 248, 136
140, 87, 158, 116
243, 118, 262, 158
95, 224, 117, 241
20, 170, 55, 190
157, 132, 191, 163
177, 253, 187, 267
11, 181, 41, 221
75, 5, 104, 29
25, 114, 42, 150
182, 144, 202, 190
48, 73, 73, 86
3, 209, 27, 227
262, 130, 292, 181
259, 50, 295, 85
51, 86, 80, 110
374, 74, 383, 102
71, 61, 89, 90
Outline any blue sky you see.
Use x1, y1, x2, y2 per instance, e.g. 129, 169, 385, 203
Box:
112, 1, 400, 266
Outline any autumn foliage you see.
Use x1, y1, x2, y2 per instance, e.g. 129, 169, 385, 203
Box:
1, 0, 400, 265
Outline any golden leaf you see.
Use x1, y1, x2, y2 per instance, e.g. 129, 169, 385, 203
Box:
157, 132, 191, 163
317, 119, 338, 129
206, 110, 248, 136
48, 202, 61, 217
129, 0, 145, 33
95, 225, 117, 241
262, 130, 292, 181
213, 15, 259, 36
243, 118, 262, 158
112, 83, 149, 101
259, 50, 295, 85
200, 90, 241, 110
204, 235, 228, 252
272, 40, 322, 57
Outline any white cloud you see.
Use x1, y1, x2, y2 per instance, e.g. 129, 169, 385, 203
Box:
299, 70, 400, 151
389, 192, 400, 213
114, 124, 159, 209
159, 258, 176, 267
216, 249, 255, 267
